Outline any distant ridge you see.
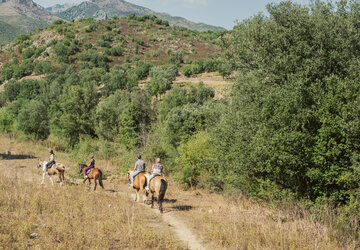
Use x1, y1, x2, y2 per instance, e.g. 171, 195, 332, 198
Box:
54, 0, 226, 32
0, 0, 58, 44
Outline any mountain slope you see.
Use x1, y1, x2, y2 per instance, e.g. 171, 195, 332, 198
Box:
46, 3, 77, 13
0, 0, 59, 44
56, 0, 225, 32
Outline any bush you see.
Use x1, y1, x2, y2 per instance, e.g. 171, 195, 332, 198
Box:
0, 63, 14, 81
176, 131, 214, 189
147, 64, 177, 97
165, 103, 208, 145
109, 46, 123, 56
181, 64, 193, 77
17, 100, 49, 139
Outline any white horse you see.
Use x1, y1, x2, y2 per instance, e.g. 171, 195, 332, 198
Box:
36, 160, 65, 186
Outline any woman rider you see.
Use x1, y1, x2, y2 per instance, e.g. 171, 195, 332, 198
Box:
45, 149, 55, 171
84, 154, 95, 179
145, 158, 163, 190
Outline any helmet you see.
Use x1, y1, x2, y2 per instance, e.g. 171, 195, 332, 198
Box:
49, 149, 53, 154
137, 154, 141, 159
90, 154, 94, 159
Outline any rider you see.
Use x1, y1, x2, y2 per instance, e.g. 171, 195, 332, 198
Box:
145, 158, 163, 190
84, 154, 95, 179
45, 149, 55, 171
130, 154, 145, 186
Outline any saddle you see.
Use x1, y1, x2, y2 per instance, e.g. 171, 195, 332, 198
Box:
86, 168, 94, 175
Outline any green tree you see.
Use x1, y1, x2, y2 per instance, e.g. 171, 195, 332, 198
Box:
17, 100, 49, 139
147, 65, 177, 97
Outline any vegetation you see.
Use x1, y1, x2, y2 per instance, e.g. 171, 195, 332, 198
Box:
0, 172, 183, 249
1, 1, 360, 245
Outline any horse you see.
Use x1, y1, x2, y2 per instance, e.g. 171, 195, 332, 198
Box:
79, 164, 104, 191
128, 170, 147, 202
36, 160, 65, 186
146, 176, 167, 213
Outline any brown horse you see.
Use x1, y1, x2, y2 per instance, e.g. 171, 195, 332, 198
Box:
79, 164, 104, 190
128, 171, 147, 202
36, 160, 65, 186
146, 176, 167, 213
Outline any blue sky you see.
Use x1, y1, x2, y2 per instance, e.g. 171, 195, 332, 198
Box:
35, 0, 311, 29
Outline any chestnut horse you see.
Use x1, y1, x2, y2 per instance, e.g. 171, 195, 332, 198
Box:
36, 160, 65, 186
128, 171, 147, 202
79, 164, 104, 190
146, 176, 167, 213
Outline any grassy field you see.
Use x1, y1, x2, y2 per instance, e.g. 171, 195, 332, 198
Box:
0, 134, 357, 249
0, 171, 184, 249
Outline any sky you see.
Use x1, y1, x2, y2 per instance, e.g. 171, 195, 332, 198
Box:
34, 0, 312, 30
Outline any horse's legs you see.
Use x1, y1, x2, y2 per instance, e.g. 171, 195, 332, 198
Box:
151, 193, 154, 208
134, 189, 138, 202
158, 194, 163, 213
49, 175, 54, 185
41, 172, 46, 184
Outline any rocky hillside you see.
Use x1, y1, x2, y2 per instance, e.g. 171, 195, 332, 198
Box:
0, 0, 58, 44
46, 3, 77, 13
55, 0, 225, 32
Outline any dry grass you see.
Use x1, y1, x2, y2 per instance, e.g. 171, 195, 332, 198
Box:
165, 184, 357, 249
0, 134, 357, 249
0, 172, 184, 249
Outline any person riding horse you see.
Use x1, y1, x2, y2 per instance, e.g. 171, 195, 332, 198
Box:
146, 158, 163, 190
45, 149, 55, 172
130, 154, 145, 187
84, 154, 95, 179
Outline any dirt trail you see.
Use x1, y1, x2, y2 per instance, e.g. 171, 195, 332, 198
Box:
129, 192, 206, 250
0, 151, 207, 250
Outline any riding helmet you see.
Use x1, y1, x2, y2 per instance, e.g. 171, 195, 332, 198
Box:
90, 154, 94, 159
49, 149, 53, 154
137, 154, 141, 159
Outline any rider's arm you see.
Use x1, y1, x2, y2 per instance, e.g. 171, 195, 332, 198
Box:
133, 163, 137, 171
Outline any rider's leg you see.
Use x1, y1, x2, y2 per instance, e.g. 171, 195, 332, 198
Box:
84, 166, 92, 179
45, 160, 54, 171
131, 171, 140, 185
146, 174, 156, 189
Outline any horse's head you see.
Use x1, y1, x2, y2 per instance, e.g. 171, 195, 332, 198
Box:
127, 170, 133, 183
36, 160, 43, 169
79, 164, 86, 174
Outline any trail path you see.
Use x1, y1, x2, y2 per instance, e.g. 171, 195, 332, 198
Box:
0, 151, 207, 250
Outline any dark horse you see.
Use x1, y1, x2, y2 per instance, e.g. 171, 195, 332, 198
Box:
79, 164, 104, 190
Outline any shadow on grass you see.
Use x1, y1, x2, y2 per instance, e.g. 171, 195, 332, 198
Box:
170, 205, 193, 211
164, 198, 177, 203
0, 153, 36, 160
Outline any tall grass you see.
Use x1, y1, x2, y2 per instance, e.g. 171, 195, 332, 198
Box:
0, 173, 184, 249
165, 186, 357, 250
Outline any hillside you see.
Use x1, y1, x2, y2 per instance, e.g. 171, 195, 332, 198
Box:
55, 0, 226, 32
0, 0, 58, 44
0, 16, 220, 73
46, 3, 77, 13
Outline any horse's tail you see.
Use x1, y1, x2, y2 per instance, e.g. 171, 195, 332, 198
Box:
158, 179, 167, 202
98, 169, 104, 188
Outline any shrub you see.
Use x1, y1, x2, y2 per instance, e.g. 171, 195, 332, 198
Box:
147, 64, 177, 97
17, 100, 49, 139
